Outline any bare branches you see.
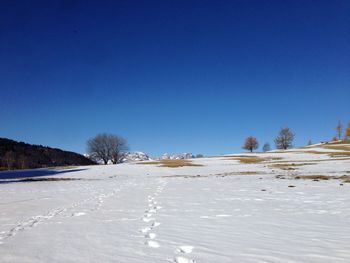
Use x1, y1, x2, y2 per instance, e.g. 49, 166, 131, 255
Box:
336, 121, 343, 140
87, 133, 129, 164
243, 136, 259, 152
274, 127, 295, 150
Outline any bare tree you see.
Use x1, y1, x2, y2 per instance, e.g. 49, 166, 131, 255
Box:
242, 136, 259, 152
274, 127, 295, 150
307, 139, 312, 146
4, 151, 15, 169
345, 121, 350, 140
110, 136, 129, 164
336, 121, 343, 140
262, 143, 270, 152
87, 133, 129, 165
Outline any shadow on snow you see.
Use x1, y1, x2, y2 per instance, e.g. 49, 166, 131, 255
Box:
0, 168, 86, 183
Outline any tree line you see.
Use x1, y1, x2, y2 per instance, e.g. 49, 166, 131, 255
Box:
0, 138, 95, 170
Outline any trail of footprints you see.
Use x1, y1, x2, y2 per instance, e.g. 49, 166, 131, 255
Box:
140, 182, 164, 249
0, 177, 129, 244
140, 181, 195, 263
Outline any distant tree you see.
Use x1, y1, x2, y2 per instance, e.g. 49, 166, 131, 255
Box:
87, 133, 129, 165
332, 136, 338, 141
336, 121, 343, 140
274, 127, 295, 150
243, 136, 259, 152
346, 122, 350, 140
4, 151, 15, 169
195, 154, 204, 158
262, 143, 270, 152
307, 139, 312, 146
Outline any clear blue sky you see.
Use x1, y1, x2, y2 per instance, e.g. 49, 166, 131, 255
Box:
0, 0, 349, 156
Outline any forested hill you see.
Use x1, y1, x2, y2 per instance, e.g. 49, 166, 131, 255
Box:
0, 138, 95, 170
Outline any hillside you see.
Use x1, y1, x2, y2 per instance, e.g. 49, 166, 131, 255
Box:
0, 138, 95, 170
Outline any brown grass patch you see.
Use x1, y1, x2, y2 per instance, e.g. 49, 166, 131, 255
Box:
285, 150, 350, 158
295, 175, 331, 181
223, 156, 265, 163
294, 174, 350, 183
322, 145, 350, 151
162, 174, 206, 178
269, 162, 316, 170
216, 171, 263, 176
138, 159, 203, 168
225, 156, 282, 163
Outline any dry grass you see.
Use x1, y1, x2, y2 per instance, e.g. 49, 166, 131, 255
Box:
231, 156, 265, 163
326, 140, 350, 145
162, 174, 206, 178
281, 150, 350, 158
322, 145, 350, 151
225, 156, 282, 164
295, 175, 331, 180
269, 162, 316, 170
295, 174, 350, 183
223, 156, 264, 163
163, 171, 263, 178
138, 159, 203, 168
210, 154, 282, 163
215, 171, 264, 177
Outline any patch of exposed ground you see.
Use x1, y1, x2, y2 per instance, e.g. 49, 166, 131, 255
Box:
138, 159, 203, 168
276, 174, 350, 183
215, 171, 264, 176
162, 174, 207, 178
268, 162, 316, 170
223, 156, 282, 164
163, 171, 265, 178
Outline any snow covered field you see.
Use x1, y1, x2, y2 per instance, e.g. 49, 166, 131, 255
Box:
1, 145, 350, 262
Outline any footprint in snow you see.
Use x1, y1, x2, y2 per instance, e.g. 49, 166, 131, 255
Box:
140, 227, 151, 233
72, 212, 86, 217
177, 246, 194, 254
145, 232, 156, 239
152, 222, 161, 227
174, 256, 194, 263
146, 240, 160, 248
142, 217, 155, 223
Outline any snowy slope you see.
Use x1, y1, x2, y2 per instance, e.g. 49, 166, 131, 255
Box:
0, 147, 349, 262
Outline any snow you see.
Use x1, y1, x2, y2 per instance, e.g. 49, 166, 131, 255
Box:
122, 151, 151, 162
161, 153, 194, 160
0, 149, 350, 262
